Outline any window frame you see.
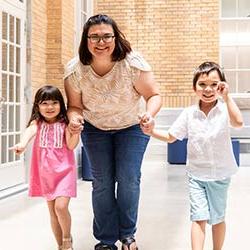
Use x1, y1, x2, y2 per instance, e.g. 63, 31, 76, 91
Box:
74, 0, 93, 55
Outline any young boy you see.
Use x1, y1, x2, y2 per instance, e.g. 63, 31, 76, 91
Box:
140, 62, 243, 250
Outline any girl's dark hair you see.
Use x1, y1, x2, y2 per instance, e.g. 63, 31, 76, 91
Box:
79, 14, 132, 64
193, 62, 226, 90
27, 85, 68, 126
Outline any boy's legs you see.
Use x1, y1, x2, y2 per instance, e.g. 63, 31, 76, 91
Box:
212, 221, 226, 250
191, 220, 206, 250
206, 179, 230, 250
189, 178, 210, 250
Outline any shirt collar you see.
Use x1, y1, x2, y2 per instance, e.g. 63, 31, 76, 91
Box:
194, 98, 224, 114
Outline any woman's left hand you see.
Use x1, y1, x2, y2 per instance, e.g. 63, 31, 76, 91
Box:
139, 112, 155, 134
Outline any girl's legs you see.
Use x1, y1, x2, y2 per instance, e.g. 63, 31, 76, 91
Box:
191, 220, 206, 250
212, 221, 226, 250
47, 200, 63, 247
47, 197, 72, 249
54, 197, 72, 249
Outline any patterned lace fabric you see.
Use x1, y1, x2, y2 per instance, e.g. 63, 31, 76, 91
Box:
64, 51, 151, 130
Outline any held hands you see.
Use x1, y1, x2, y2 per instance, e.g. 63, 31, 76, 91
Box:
68, 114, 84, 135
139, 112, 155, 135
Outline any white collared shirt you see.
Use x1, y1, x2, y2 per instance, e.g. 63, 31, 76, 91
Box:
168, 100, 238, 181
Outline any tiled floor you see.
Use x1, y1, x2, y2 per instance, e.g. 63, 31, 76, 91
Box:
0, 159, 250, 250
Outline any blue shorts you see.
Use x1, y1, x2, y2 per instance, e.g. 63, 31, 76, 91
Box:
189, 177, 231, 225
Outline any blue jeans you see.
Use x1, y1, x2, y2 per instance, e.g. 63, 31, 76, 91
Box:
81, 122, 150, 249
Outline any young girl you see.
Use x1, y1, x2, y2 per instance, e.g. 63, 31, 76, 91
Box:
140, 62, 243, 250
12, 85, 79, 250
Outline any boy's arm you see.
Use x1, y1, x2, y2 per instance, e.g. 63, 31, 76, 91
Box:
65, 126, 80, 150
218, 81, 243, 128
224, 95, 243, 128
12, 121, 38, 155
150, 129, 177, 143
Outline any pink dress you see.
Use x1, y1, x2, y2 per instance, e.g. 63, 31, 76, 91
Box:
29, 121, 77, 200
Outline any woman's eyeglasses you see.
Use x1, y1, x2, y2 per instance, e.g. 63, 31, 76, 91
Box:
87, 34, 115, 44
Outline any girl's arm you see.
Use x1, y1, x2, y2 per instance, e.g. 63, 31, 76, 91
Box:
218, 82, 243, 128
65, 126, 80, 150
12, 121, 38, 155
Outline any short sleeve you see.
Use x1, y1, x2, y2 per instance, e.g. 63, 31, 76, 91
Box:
126, 51, 152, 84
64, 57, 82, 93
168, 108, 188, 140
126, 51, 151, 71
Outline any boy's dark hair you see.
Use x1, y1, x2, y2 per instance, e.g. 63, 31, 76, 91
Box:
28, 85, 68, 126
79, 14, 132, 65
193, 62, 226, 90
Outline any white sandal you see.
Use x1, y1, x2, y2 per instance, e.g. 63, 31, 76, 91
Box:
62, 236, 73, 250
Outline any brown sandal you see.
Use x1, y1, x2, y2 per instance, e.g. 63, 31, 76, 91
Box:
121, 237, 138, 250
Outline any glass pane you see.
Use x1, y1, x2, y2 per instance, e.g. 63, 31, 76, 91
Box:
9, 15, 14, 42
82, 0, 87, 10
9, 75, 14, 102
238, 20, 250, 45
2, 12, 7, 40
16, 47, 20, 73
9, 44, 14, 72
220, 21, 237, 45
2, 42, 7, 71
16, 105, 20, 131
16, 18, 21, 44
221, 47, 236, 69
1, 136, 7, 164
1, 105, 7, 132
8, 135, 14, 162
224, 71, 236, 92
239, 47, 250, 68
238, 72, 250, 93
16, 76, 20, 102
9, 105, 14, 132
239, 0, 250, 17
221, 0, 236, 17
2, 74, 7, 101
15, 134, 20, 160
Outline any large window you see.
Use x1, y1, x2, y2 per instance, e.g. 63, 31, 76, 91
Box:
220, 0, 250, 94
0, 1, 26, 191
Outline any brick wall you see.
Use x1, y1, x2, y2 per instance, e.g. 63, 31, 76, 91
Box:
94, 0, 219, 107
30, 0, 47, 96
31, 1, 75, 97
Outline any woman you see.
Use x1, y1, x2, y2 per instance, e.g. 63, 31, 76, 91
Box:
64, 14, 162, 250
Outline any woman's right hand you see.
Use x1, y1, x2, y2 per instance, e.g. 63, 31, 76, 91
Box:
68, 114, 84, 134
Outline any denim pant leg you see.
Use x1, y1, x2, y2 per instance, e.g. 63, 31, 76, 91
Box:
114, 124, 150, 240
81, 123, 119, 247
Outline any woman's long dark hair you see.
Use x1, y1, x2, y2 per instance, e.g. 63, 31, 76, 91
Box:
27, 85, 68, 126
79, 14, 132, 65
